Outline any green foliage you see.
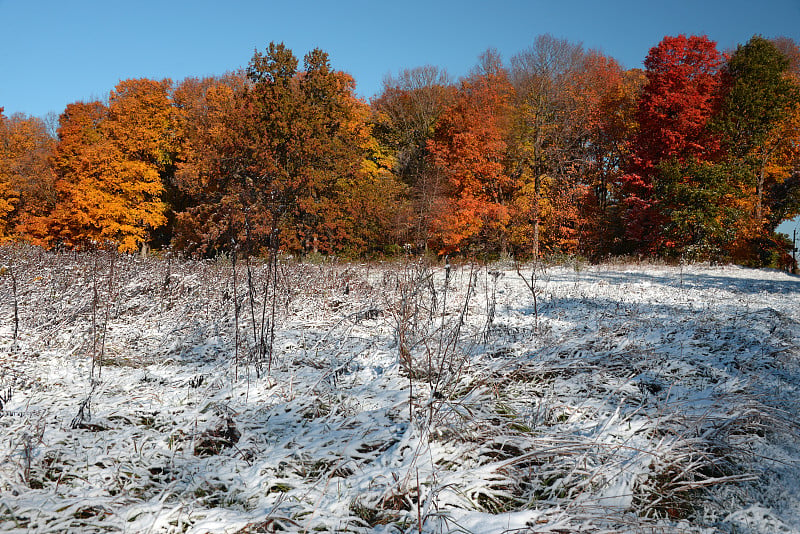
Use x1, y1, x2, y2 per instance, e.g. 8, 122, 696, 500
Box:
719, 36, 798, 160
714, 35, 800, 264
654, 159, 743, 260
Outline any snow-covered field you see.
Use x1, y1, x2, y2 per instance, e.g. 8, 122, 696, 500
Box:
1, 245, 799, 533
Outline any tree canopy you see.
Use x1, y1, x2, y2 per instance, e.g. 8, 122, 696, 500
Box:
2, 35, 799, 267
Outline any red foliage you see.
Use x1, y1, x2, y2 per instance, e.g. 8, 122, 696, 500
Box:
636, 35, 725, 167
621, 35, 725, 253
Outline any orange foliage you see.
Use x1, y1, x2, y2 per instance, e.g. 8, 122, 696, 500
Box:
173, 45, 403, 256
47, 79, 173, 252
0, 111, 56, 242
371, 66, 455, 246
427, 50, 516, 254
1, 36, 796, 263
507, 37, 636, 256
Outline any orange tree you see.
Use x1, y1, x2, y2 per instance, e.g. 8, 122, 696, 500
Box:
173, 43, 403, 257
47, 79, 175, 252
0, 109, 57, 243
427, 50, 516, 255
171, 74, 250, 254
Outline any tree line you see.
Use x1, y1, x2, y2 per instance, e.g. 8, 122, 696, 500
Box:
1, 34, 799, 265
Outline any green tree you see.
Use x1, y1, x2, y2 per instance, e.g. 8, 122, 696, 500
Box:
717, 35, 800, 263
173, 43, 403, 256
655, 159, 742, 259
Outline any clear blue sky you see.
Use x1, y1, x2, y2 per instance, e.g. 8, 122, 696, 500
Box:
2, 0, 800, 236
2, 0, 799, 119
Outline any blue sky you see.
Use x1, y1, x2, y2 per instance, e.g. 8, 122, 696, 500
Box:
2, 0, 799, 119
2, 0, 800, 236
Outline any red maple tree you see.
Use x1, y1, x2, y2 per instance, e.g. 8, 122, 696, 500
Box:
621, 35, 725, 253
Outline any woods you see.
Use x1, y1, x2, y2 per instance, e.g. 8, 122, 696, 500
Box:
1, 34, 799, 265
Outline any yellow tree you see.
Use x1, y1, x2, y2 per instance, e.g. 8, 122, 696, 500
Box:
101, 78, 174, 251
760, 99, 800, 231
49, 79, 174, 251
371, 66, 455, 247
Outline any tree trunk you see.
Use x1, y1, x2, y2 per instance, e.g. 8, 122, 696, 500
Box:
533, 172, 541, 259
756, 164, 765, 226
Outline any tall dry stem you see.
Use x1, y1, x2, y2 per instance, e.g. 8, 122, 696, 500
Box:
7, 265, 19, 349
515, 259, 540, 332
232, 247, 240, 380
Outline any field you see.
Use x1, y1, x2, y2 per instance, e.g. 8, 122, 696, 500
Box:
1, 246, 799, 533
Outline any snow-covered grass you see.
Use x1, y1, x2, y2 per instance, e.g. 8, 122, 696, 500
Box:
0, 244, 799, 533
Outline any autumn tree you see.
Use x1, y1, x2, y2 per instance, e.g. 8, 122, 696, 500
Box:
0, 110, 57, 242
717, 35, 800, 264
105, 78, 175, 251
46, 100, 107, 248
286, 47, 403, 254
760, 102, 800, 232
173, 43, 403, 256
580, 67, 645, 257
0, 107, 9, 239
171, 73, 250, 253
508, 35, 632, 257
172, 46, 306, 255
48, 79, 175, 252
371, 66, 454, 246
427, 50, 516, 254
622, 35, 727, 256
509, 35, 581, 257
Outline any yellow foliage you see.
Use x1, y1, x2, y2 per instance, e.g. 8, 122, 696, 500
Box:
48, 79, 173, 251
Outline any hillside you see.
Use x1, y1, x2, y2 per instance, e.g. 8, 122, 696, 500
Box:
1, 246, 799, 533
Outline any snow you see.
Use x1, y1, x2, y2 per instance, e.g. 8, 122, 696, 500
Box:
1, 246, 799, 533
